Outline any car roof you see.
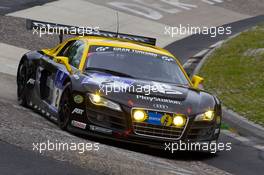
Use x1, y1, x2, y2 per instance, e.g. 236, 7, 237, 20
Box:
75, 36, 175, 57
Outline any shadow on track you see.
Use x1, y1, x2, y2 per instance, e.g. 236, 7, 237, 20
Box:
72, 132, 218, 161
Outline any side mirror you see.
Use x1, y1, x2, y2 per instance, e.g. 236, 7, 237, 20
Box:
42, 49, 53, 56
191, 75, 204, 89
54, 56, 72, 74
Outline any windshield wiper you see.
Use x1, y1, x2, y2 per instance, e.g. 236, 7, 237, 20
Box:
85, 67, 134, 78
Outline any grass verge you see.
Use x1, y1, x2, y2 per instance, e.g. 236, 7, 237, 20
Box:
199, 25, 264, 127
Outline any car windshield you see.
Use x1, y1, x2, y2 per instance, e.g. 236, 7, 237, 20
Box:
85, 46, 190, 85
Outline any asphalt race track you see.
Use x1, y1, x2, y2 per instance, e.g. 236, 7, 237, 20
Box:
165, 15, 264, 64
0, 140, 92, 175
0, 0, 263, 175
0, 0, 55, 15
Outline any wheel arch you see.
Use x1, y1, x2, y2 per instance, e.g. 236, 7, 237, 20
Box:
17, 51, 43, 77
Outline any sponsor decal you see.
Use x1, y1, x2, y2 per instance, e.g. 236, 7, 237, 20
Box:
90, 46, 175, 62
161, 114, 173, 126
72, 108, 84, 115
55, 70, 67, 89
71, 120, 87, 129
113, 47, 158, 57
147, 112, 162, 125
96, 46, 110, 52
52, 88, 62, 109
89, 125, 112, 134
27, 78, 35, 85
136, 95, 181, 105
73, 95, 84, 104
161, 56, 174, 62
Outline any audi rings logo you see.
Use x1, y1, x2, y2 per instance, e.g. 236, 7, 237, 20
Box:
153, 104, 169, 110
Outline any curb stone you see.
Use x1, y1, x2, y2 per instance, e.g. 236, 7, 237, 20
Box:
186, 30, 264, 140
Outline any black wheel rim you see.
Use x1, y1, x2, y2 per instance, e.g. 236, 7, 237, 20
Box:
59, 89, 71, 128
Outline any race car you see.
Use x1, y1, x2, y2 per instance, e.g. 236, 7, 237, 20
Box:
17, 20, 222, 149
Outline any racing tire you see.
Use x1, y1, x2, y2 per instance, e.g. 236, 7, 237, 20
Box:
58, 84, 72, 130
17, 59, 29, 107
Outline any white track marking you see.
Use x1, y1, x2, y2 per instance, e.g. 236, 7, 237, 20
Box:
90, 0, 249, 27
192, 49, 210, 58
109, 1, 163, 20
7, 0, 185, 47
221, 130, 251, 143
254, 145, 264, 151
7, 0, 250, 47
0, 43, 29, 76
222, 130, 264, 152
0, 6, 10, 9
209, 40, 224, 48
202, 0, 224, 5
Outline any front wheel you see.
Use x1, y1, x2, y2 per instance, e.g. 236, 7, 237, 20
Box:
58, 84, 72, 130
17, 59, 29, 107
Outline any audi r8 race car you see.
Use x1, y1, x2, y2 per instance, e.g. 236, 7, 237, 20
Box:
17, 20, 222, 149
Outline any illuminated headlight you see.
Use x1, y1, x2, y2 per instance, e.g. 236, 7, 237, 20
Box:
173, 114, 186, 127
89, 93, 121, 111
195, 110, 215, 121
132, 110, 147, 122
90, 94, 101, 103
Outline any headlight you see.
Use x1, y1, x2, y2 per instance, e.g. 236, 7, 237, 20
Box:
173, 114, 186, 127
132, 110, 147, 122
195, 110, 215, 121
89, 93, 121, 111
90, 94, 101, 103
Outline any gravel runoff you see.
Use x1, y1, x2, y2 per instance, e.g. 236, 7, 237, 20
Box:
0, 15, 69, 51
0, 73, 231, 175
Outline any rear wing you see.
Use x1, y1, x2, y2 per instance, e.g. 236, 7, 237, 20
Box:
26, 19, 156, 46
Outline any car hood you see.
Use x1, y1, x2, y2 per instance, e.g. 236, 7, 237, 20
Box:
81, 72, 216, 116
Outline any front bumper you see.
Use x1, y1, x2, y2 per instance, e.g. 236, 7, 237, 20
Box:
68, 122, 220, 150
69, 102, 221, 149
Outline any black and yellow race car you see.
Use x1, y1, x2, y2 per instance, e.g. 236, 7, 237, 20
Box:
17, 20, 222, 149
